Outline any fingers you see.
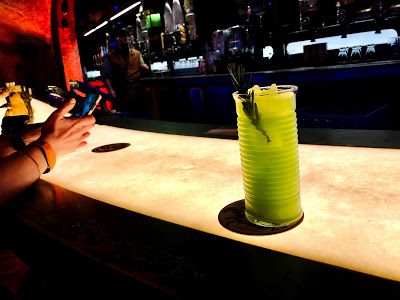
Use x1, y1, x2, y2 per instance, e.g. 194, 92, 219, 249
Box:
81, 123, 96, 134
50, 98, 77, 121
76, 131, 91, 149
68, 115, 96, 126
0, 90, 10, 98
78, 115, 96, 126
70, 121, 95, 137
77, 141, 88, 148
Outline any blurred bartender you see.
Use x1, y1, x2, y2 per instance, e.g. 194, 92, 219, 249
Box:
102, 27, 149, 116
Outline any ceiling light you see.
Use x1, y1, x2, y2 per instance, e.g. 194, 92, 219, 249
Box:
110, 2, 141, 21
84, 21, 108, 37
83, 1, 141, 37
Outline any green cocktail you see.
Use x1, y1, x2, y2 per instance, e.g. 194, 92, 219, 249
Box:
233, 84, 303, 227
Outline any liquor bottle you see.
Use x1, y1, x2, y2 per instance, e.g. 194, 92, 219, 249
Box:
136, 15, 143, 43
105, 33, 109, 53
164, 1, 174, 33
127, 25, 135, 51
371, 0, 389, 33
184, 0, 196, 40
172, 0, 184, 32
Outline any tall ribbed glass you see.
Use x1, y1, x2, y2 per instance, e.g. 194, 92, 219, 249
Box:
233, 85, 303, 227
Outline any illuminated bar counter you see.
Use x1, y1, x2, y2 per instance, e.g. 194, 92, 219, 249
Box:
5, 100, 400, 298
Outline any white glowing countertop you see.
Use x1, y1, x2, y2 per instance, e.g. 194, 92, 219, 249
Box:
5, 100, 400, 283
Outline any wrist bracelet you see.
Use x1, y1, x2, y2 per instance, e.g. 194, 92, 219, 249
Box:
19, 152, 41, 181
29, 140, 56, 174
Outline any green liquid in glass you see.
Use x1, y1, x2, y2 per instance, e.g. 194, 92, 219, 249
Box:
233, 85, 303, 227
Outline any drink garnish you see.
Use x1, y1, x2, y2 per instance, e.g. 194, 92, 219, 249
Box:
228, 64, 271, 142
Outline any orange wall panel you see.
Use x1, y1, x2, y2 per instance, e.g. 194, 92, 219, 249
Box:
0, 0, 84, 93
0, 0, 59, 91
56, 0, 83, 91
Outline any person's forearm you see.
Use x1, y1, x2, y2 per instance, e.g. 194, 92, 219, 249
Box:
0, 134, 16, 158
0, 126, 42, 158
104, 79, 113, 92
0, 98, 95, 207
0, 146, 47, 207
103, 79, 116, 98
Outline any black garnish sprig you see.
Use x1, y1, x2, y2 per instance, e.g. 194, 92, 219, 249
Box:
228, 64, 271, 142
228, 64, 252, 95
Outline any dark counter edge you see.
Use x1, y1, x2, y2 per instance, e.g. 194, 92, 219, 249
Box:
5, 180, 400, 300
139, 60, 400, 84
95, 114, 400, 149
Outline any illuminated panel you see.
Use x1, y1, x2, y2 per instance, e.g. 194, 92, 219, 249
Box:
21, 99, 400, 284
287, 29, 398, 55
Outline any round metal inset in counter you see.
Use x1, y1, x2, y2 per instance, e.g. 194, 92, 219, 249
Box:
92, 143, 131, 153
218, 200, 304, 235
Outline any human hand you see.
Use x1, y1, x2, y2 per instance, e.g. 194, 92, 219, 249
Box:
109, 88, 117, 98
22, 124, 42, 144
141, 63, 149, 70
0, 89, 9, 101
39, 99, 96, 157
